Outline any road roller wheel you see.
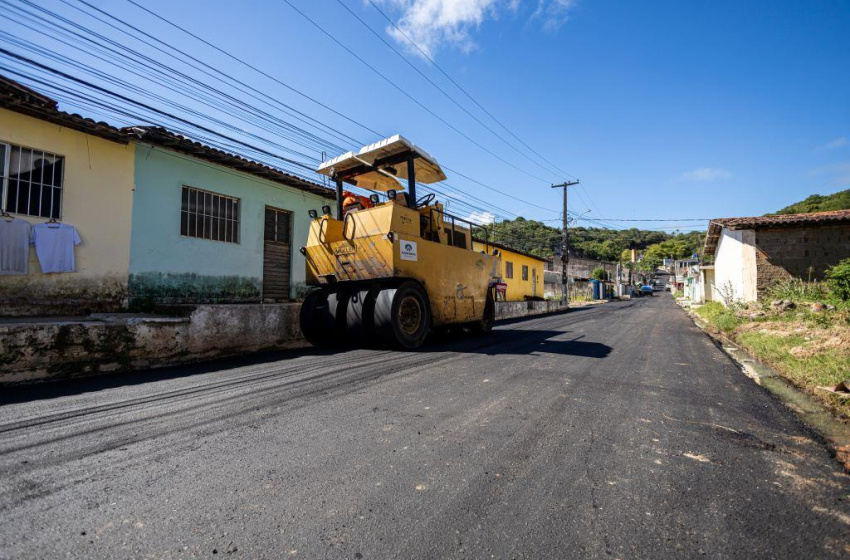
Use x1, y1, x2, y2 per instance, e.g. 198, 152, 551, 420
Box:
374, 281, 431, 349
300, 288, 348, 347
470, 292, 495, 334
300, 288, 328, 346
346, 286, 379, 341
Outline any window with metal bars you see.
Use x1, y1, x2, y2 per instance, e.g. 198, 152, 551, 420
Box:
505, 261, 514, 279
0, 143, 65, 219
264, 207, 291, 243
180, 186, 239, 243
522, 265, 529, 281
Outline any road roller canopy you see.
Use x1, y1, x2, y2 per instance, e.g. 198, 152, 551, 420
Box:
317, 135, 446, 192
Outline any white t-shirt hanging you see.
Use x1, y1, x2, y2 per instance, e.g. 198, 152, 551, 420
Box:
33, 223, 82, 273
0, 218, 33, 275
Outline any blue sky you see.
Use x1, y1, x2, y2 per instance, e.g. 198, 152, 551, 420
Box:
2, 0, 848, 231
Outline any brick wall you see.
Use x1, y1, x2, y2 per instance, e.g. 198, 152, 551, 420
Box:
755, 224, 850, 294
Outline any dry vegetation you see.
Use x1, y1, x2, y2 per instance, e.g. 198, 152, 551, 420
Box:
694, 299, 850, 419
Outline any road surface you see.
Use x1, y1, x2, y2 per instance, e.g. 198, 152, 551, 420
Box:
1, 296, 848, 559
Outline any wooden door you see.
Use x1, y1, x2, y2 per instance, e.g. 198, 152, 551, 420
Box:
262, 206, 292, 302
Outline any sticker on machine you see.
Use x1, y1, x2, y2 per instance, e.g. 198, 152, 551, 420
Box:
400, 240, 418, 261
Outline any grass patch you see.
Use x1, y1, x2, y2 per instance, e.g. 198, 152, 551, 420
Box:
736, 329, 850, 418
694, 301, 744, 332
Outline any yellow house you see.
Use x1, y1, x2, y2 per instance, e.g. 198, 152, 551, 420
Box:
0, 80, 136, 314
472, 239, 546, 301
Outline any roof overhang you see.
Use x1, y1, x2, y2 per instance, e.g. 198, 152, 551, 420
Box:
317, 134, 446, 192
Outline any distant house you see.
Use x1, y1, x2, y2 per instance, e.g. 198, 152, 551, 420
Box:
472, 239, 546, 301
0, 75, 334, 316
703, 210, 850, 303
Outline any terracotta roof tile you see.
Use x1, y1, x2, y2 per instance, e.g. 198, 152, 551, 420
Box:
703, 209, 850, 256
0, 75, 334, 200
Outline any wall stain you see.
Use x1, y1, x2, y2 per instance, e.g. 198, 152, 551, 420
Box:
128, 272, 261, 308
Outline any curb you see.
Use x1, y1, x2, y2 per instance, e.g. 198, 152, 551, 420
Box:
679, 302, 850, 472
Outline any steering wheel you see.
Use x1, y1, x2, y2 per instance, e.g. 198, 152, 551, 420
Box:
416, 193, 436, 207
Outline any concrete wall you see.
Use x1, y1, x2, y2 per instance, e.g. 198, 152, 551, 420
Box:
0, 109, 136, 315
129, 144, 331, 304
755, 225, 850, 294
0, 304, 303, 384
1, 299, 578, 384
495, 300, 569, 320
548, 255, 618, 282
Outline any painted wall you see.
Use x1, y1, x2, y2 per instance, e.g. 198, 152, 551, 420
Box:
713, 228, 758, 304
473, 242, 545, 301
129, 144, 331, 304
0, 109, 135, 315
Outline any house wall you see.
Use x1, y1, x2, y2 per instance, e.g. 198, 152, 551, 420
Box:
0, 109, 135, 315
473, 242, 545, 301
712, 229, 759, 303
128, 144, 331, 304
701, 268, 715, 302
755, 225, 850, 294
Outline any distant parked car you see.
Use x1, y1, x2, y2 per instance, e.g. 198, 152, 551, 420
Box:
639, 284, 654, 296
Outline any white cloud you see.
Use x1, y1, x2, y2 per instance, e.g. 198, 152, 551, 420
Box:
531, 0, 577, 32
374, 0, 577, 59
679, 167, 732, 182
808, 161, 850, 188
466, 210, 496, 224
818, 136, 847, 151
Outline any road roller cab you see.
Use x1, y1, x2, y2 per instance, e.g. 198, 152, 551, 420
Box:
299, 135, 501, 349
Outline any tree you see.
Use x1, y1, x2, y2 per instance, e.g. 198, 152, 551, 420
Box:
771, 189, 850, 215
591, 267, 608, 280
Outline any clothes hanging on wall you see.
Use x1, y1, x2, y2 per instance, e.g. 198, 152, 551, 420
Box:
32, 222, 82, 273
0, 217, 33, 275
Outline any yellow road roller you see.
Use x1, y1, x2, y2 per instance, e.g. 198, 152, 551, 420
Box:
299, 135, 501, 349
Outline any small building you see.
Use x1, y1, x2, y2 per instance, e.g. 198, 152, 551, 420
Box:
1, 77, 135, 315
703, 210, 850, 303
472, 239, 546, 301
126, 127, 333, 305
0, 75, 334, 315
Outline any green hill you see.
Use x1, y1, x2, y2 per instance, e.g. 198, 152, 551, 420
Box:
771, 189, 850, 215
487, 217, 703, 262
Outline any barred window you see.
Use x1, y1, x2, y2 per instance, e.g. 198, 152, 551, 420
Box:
180, 186, 239, 243
0, 143, 64, 219
505, 261, 514, 279
522, 265, 529, 281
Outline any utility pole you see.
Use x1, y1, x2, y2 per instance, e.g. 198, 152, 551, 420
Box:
551, 180, 580, 304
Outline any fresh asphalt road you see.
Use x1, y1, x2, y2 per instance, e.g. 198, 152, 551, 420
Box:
1, 296, 848, 559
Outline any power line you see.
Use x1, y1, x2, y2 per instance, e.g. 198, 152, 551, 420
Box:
118, 0, 385, 141
364, 0, 577, 182
280, 0, 553, 185
333, 0, 562, 182
5, 0, 586, 226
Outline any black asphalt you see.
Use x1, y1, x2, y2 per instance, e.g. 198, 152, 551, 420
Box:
1, 296, 848, 559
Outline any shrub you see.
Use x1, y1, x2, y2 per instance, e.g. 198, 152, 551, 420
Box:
765, 277, 827, 302
591, 267, 608, 281
825, 258, 850, 301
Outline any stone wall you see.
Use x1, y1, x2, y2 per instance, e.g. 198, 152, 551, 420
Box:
755, 224, 850, 294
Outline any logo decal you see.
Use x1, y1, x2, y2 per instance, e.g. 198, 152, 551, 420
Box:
400, 240, 418, 261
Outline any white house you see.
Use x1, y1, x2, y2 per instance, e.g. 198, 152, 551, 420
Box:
703, 210, 850, 304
